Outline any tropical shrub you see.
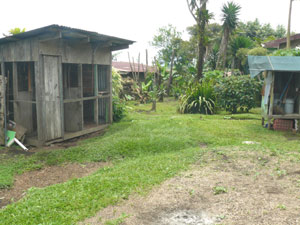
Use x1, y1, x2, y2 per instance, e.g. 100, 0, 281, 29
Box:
271, 48, 300, 56
206, 45, 219, 70
236, 48, 250, 73
248, 47, 268, 56
112, 67, 126, 121
215, 75, 262, 113
112, 96, 126, 122
178, 82, 216, 115
112, 67, 123, 97
202, 70, 224, 84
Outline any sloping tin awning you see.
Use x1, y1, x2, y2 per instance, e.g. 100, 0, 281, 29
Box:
248, 56, 300, 78
0, 24, 134, 51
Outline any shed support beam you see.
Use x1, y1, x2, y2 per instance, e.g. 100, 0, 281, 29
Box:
268, 72, 275, 130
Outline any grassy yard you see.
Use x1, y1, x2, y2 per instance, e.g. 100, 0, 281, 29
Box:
0, 99, 300, 224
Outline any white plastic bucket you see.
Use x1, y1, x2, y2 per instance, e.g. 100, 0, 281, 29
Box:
284, 99, 294, 114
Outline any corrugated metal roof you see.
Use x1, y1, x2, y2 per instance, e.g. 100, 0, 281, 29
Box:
0, 25, 134, 50
112, 61, 155, 73
263, 33, 300, 48
248, 56, 300, 78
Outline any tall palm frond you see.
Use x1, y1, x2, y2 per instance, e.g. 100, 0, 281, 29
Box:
221, 2, 241, 32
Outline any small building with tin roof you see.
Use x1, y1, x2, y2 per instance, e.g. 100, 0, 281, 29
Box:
0, 25, 134, 146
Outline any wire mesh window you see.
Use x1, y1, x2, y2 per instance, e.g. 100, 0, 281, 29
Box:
82, 64, 94, 97
17, 62, 35, 92
98, 97, 110, 124
98, 65, 109, 92
63, 64, 79, 88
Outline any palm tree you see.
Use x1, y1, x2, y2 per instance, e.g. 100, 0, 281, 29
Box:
217, 2, 241, 70
187, 0, 210, 80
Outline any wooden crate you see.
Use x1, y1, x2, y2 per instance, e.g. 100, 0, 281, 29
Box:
273, 119, 293, 131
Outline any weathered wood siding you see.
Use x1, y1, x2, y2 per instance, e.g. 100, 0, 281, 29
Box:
42, 55, 63, 140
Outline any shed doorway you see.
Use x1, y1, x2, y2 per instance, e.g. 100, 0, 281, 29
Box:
42, 55, 63, 141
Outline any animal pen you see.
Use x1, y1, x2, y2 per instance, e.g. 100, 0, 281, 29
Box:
248, 56, 300, 131
0, 25, 133, 146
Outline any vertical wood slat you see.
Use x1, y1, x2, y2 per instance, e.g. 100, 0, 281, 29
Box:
42, 55, 62, 140
268, 72, 275, 130
58, 56, 64, 137
12, 63, 18, 134
109, 54, 113, 123
35, 58, 44, 143
79, 64, 84, 130
12, 63, 18, 99
0, 62, 6, 145
94, 64, 98, 124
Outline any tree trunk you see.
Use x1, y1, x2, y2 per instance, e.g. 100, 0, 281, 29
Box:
196, 2, 207, 81
152, 72, 157, 111
217, 27, 230, 70
287, 0, 293, 49
158, 71, 164, 102
166, 49, 175, 96
151, 99, 156, 111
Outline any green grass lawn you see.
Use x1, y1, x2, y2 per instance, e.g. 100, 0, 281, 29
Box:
0, 99, 300, 224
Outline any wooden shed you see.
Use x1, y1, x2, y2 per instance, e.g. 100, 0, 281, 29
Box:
0, 25, 134, 146
248, 56, 300, 130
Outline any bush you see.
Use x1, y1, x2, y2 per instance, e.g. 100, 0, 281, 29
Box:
248, 47, 268, 56
112, 96, 126, 122
202, 70, 224, 84
112, 67, 123, 97
215, 75, 262, 113
112, 67, 126, 121
271, 48, 300, 56
178, 82, 216, 115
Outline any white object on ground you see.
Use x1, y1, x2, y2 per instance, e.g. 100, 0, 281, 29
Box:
14, 138, 28, 151
242, 141, 260, 145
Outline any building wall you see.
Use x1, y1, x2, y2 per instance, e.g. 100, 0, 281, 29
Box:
0, 36, 112, 145
39, 39, 111, 65
0, 39, 39, 62
0, 37, 111, 64
279, 39, 300, 49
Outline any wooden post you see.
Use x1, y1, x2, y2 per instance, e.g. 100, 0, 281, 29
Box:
109, 54, 113, 123
58, 56, 64, 137
79, 64, 84, 130
35, 56, 46, 144
94, 64, 99, 124
0, 62, 6, 145
268, 72, 275, 129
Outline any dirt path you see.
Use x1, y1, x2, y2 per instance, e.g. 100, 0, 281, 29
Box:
82, 150, 300, 225
0, 162, 109, 208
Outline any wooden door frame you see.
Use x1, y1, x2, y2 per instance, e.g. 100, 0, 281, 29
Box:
38, 54, 64, 142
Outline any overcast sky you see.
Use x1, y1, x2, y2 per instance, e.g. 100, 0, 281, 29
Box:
1, 0, 299, 63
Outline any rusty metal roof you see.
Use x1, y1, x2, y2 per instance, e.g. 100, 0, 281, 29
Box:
112, 61, 155, 73
263, 33, 300, 48
0, 24, 134, 51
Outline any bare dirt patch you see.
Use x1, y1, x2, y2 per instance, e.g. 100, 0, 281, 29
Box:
82, 150, 300, 225
0, 162, 109, 208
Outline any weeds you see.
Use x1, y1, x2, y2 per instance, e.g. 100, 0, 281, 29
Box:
277, 204, 287, 210
104, 213, 130, 225
213, 186, 228, 195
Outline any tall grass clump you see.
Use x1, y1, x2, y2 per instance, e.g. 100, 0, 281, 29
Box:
178, 82, 216, 114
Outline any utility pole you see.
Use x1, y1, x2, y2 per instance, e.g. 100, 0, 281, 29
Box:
287, 0, 293, 49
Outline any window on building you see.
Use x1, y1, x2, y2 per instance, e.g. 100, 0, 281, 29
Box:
98, 65, 109, 92
17, 62, 35, 92
62, 64, 79, 88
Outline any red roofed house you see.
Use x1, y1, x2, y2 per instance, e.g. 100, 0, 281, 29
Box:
263, 33, 300, 49
112, 61, 155, 82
